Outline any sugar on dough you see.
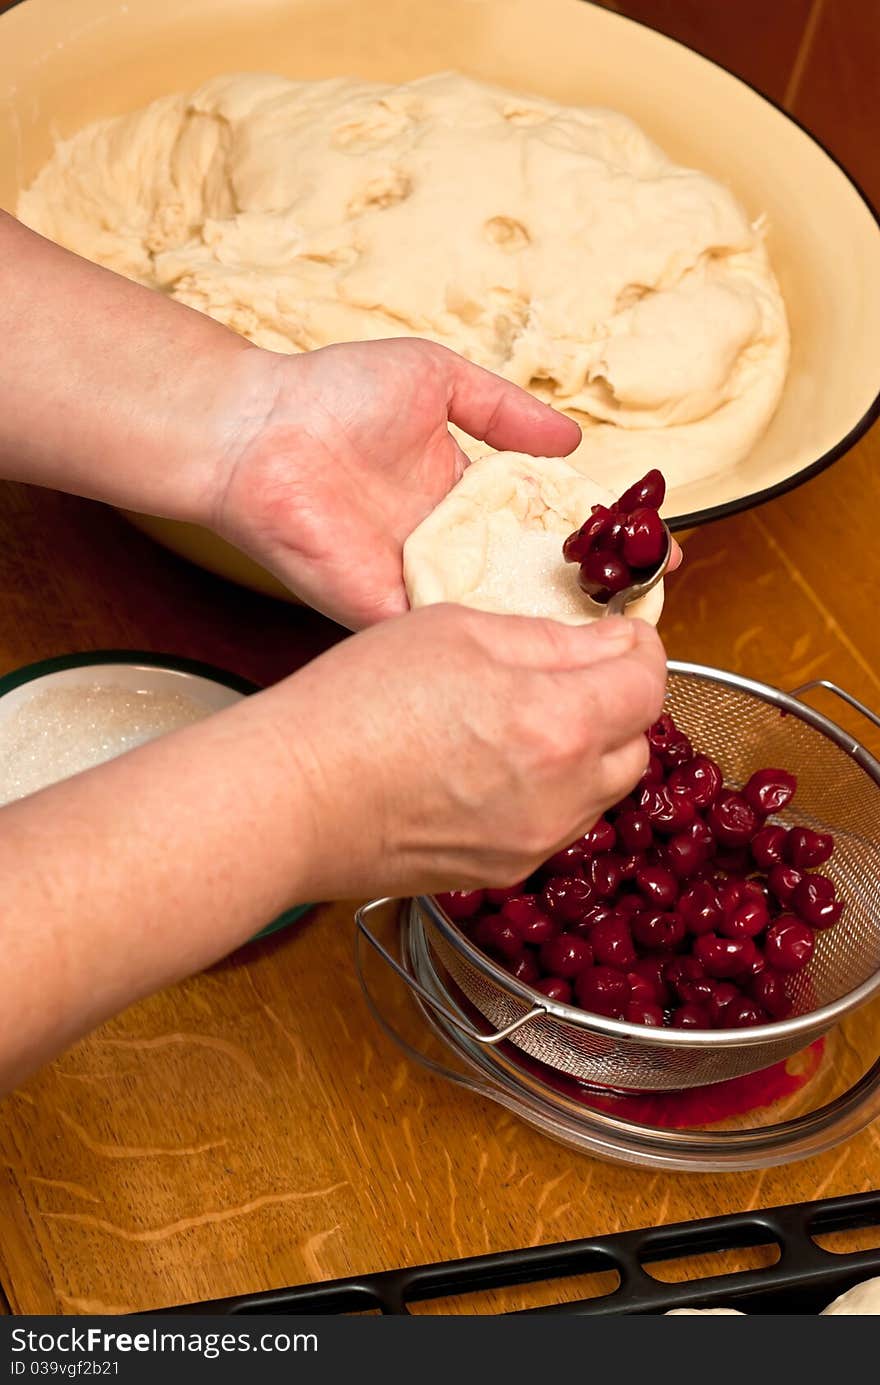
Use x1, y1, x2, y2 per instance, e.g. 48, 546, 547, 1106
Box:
18, 70, 788, 496
402, 452, 664, 625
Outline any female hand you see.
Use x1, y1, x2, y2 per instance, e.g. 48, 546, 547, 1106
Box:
271, 604, 667, 899
212, 338, 582, 628
1, 215, 677, 632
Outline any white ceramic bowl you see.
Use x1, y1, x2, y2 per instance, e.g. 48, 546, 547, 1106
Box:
0, 651, 311, 936
2, 0, 878, 600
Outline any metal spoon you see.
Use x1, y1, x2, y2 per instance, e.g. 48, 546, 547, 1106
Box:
584, 519, 674, 619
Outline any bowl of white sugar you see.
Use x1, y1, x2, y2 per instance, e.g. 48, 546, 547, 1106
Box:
0, 652, 312, 939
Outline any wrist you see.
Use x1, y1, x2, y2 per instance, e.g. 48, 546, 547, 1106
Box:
156, 340, 283, 529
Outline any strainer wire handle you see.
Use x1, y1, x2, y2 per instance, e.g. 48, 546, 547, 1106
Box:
355, 898, 548, 1046
788, 679, 880, 731
354, 915, 523, 1108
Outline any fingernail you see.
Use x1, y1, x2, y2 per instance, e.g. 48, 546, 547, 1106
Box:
591, 617, 636, 648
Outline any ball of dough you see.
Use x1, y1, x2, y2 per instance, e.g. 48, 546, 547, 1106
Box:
665, 1308, 745, 1315
403, 452, 664, 625
821, 1275, 880, 1315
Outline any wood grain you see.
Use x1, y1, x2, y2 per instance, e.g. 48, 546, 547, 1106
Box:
600, 0, 814, 104
1, 0, 880, 1318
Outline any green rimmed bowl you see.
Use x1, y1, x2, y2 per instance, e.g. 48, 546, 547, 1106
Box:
0, 650, 313, 940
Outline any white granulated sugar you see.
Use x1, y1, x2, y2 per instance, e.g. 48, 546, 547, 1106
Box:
479, 529, 589, 620
0, 684, 209, 805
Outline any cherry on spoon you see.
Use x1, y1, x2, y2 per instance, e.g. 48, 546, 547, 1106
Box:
584, 519, 673, 618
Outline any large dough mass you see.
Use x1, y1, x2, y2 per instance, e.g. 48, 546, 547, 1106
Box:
403, 452, 664, 625
18, 71, 788, 493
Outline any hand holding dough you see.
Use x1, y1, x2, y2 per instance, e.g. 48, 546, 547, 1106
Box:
403, 452, 664, 625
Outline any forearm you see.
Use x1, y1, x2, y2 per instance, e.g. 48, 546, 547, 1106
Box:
0, 210, 270, 522
0, 679, 319, 1093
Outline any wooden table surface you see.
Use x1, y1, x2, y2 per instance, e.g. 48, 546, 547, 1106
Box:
1, 0, 880, 1316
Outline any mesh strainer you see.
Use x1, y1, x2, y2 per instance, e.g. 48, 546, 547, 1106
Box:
356, 664, 880, 1092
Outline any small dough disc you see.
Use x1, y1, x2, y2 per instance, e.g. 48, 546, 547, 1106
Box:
403, 452, 664, 625
821, 1276, 880, 1315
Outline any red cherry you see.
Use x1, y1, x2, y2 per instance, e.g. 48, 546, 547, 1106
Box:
474, 916, 524, 962
484, 882, 528, 907
639, 783, 697, 834
541, 876, 595, 922
672, 1003, 711, 1028
541, 843, 587, 876
677, 975, 716, 1008
499, 895, 543, 927
436, 890, 485, 920
591, 916, 638, 969
628, 957, 671, 1007
539, 933, 594, 978
574, 965, 631, 1018
626, 968, 663, 1008
668, 755, 724, 808
751, 824, 789, 870
706, 790, 759, 847
678, 881, 724, 936
578, 549, 631, 598
693, 933, 759, 978
722, 997, 769, 1029
616, 893, 644, 918
683, 818, 715, 851
665, 831, 708, 879
562, 506, 623, 563
624, 1000, 664, 1027
534, 976, 573, 1005
583, 819, 617, 855
722, 879, 767, 917
786, 827, 834, 869
617, 469, 665, 513
635, 864, 679, 910
793, 875, 843, 929
719, 897, 770, 939
616, 809, 654, 853
568, 903, 615, 938
520, 915, 561, 944
706, 981, 740, 1025
616, 852, 644, 881
749, 969, 792, 1019
743, 944, 767, 978
622, 507, 667, 569
632, 910, 686, 951
768, 863, 803, 907
743, 768, 797, 816
507, 953, 540, 985
692, 864, 729, 889
646, 714, 678, 753
665, 955, 705, 1003
589, 853, 625, 900
659, 732, 695, 770
584, 902, 624, 926
764, 916, 815, 972
507, 908, 560, 945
